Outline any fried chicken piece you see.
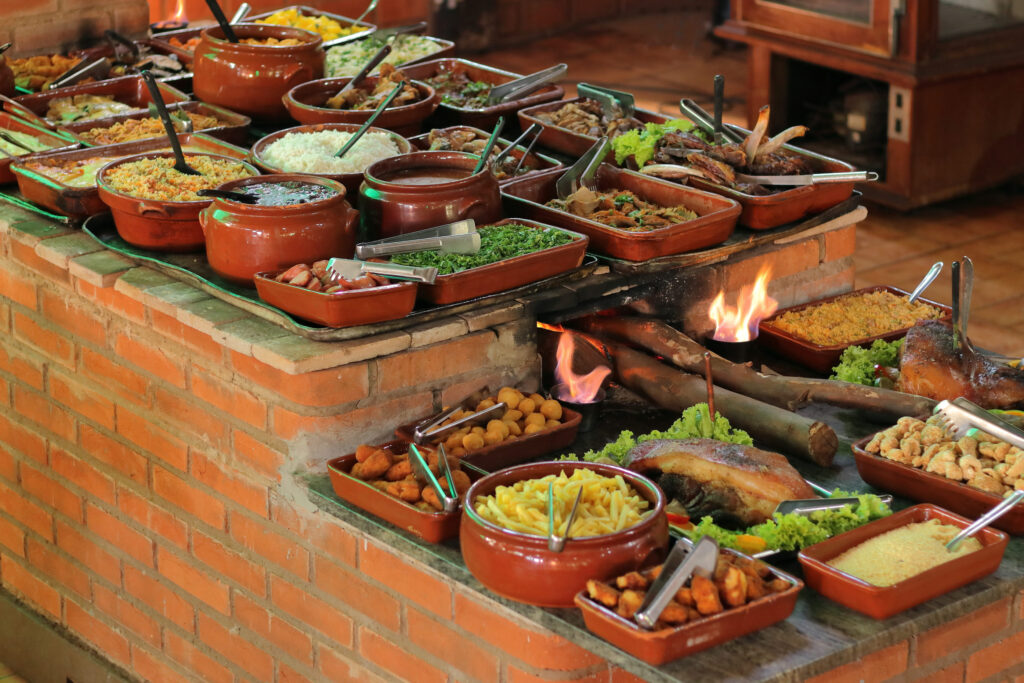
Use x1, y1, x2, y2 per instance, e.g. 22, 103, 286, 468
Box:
351, 449, 392, 480
422, 485, 445, 511
717, 566, 748, 607
354, 444, 377, 462
616, 589, 645, 620
450, 469, 472, 495
586, 580, 620, 608
767, 578, 791, 593
691, 574, 724, 615
658, 600, 689, 625
385, 458, 412, 481
616, 571, 649, 591
386, 478, 421, 502
674, 586, 694, 607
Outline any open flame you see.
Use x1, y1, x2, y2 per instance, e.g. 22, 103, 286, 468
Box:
708, 266, 778, 342
154, 0, 188, 27
554, 332, 610, 403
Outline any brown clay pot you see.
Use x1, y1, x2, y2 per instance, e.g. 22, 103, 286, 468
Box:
459, 461, 669, 608
249, 122, 413, 200
96, 152, 260, 253
193, 24, 324, 122
358, 150, 501, 240
199, 174, 357, 285
0, 57, 16, 98
282, 76, 438, 136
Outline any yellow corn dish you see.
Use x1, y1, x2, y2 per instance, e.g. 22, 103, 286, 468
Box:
256, 9, 369, 41
473, 468, 651, 537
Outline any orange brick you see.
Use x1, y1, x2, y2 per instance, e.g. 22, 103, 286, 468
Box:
0, 446, 12, 483
130, 644, 188, 683
13, 384, 75, 443
0, 345, 44, 390
317, 644, 388, 683
359, 626, 446, 683
230, 512, 308, 578
722, 240, 820, 292
270, 575, 354, 648
10, 239, 70, 284
233, 590, 313, 667
79, 425, 147, 485
152, 465, 226, 530
509, 664, 610, 683
272, 390, 433, 441
0, 412, 46, 464
65, 599, 130, 666
806, 642, 909, 683
116, 406, 187, 471
39, 289, 106, 346
86, 503, 154, 567
361, 541, 451, 617
190, 365, 267, 429
230, 351, 370, 408
376, 331, 495, 393
153, 387, 227, 445
118, 488, 187, 549
279, 503, 355, 567
278, 661, 314, 683
26, 537, 89, 597
315, 555, 401, 632
12, 312, 73, 367
179, 325, 224, 362
406, 606, 500, 683
0, 301, 7, 334
198, 612, 274, 681
192, 529, 266, 596
163, 631, 234, 683
124, 565, 195, 632
93, 583, 161, 647
51, 445, 115, 504
1, 555, 60, 618
916, 598, 1010, 665
76, 280, 146, 323
908, 660, 965, 683
49, 369, 115, 430
157, 546, 229, 614
191, 451, 268, 518
114, 332, 186, 388
0, 479, 53, 540
55, 520, 120, 586
0, 516, 26, 557
824, 225, 857, 262
233, 429, 284, 481
0, 269, 37, 309
20, 461, 83, 522
966, 628, 1024, 682
80, 348, 149, 406
609, 668, 648, 683
454, 592, 603, 670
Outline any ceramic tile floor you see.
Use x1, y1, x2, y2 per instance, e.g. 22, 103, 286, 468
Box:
476, 10, 1024, 357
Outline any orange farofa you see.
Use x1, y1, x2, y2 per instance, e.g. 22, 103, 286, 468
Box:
103, 155, 255, 202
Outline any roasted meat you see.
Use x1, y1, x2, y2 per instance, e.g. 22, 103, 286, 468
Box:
898, 319, 1024, 409
626, 438, 815, 526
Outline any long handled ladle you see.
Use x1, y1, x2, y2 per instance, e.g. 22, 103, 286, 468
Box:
334, 81, 406, 158
140, 70, 200, 176
204, 0, 239, 43
947, 489, 1024, 552
325, 43, 391, 109
907, 260, 943, 304
196, 188, 256, 203
472, 117, 505, 175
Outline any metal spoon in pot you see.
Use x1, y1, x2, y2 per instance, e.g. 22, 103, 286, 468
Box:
204, 0, 239, 43
197, 188, 256, 203
353, 0, 379, 25
946, 489, 1024, 552
325, 44, 391, 108
907, 260, 943, 304
140, 70, 200, 176
334, 81, 407, 159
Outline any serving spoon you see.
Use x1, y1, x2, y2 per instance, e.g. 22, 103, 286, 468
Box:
353, 0, 379, 25
907, 260, 943, 304
947, 490, 1024, 552
334, 80, 406, 158
326, 43, 391, 108
204, 0, 239, 43
546, 482, 583, 552
197, 188, 256, 203
140, 70, 200, 176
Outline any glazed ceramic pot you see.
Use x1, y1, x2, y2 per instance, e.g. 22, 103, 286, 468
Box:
96, 152, 259, 253
199, 174, 357, 285
249, 122, 413, 199
459, 461, 669, 608
283, 76, 438, 136
193, 24, 324, 122
358, 150, 501, 240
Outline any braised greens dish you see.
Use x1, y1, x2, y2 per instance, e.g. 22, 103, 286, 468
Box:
390, 223, 573, 274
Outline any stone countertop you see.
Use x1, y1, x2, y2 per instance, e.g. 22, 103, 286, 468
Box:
307, 399, 1024, 682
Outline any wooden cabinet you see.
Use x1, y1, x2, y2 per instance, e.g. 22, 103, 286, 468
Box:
718, 0, 1024, 208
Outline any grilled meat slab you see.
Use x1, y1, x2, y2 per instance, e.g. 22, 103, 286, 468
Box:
627, 438, 815, 525
898, 319, 1024, 409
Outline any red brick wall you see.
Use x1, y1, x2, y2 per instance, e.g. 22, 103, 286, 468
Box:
2, 0, 150, 57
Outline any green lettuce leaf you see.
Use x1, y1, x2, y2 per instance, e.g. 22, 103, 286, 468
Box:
610, 119, 695, 167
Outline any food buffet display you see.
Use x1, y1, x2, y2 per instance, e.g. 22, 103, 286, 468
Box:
1, 10, 1022, 677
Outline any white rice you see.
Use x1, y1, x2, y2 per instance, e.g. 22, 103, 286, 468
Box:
261, 130, 402, 174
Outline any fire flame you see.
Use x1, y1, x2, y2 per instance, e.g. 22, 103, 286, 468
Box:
708, 266, 778, 342
554, 332, 610, 403
155, 0, 187, 25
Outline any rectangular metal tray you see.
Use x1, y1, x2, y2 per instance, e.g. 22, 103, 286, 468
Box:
408, 125, 563, 186
59, 100, 250, 147
248, 5, 376, 47
0, 111, 80, 185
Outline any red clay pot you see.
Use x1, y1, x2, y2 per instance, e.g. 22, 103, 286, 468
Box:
0, 57, 16, 98
193, 24, 324, 122
283, 76, 438, 136
199, 174, 357, 285
460, 461, 669, 607
358, 150, 501, 240
96, 152, 259, 253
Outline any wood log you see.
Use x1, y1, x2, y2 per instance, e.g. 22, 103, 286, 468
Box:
575, 317, 936, 421
600, 339, 837, 467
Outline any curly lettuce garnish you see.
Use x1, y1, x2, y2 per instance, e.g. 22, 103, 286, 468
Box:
610, 119, 696, 167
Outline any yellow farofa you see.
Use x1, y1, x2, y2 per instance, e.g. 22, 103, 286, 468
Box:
473, 469, 651, 537
257, 9, 367, 41
104, 156, 255, 202
770, 290, 942, 347
827, 519, 982, 587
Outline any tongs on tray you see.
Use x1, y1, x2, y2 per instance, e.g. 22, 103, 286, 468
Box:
408, 443, 458, 512
633, 537, 719, 630
679, 98, 744, 144
326, 257, 438, 284
734, 170, 879, 186
355, 219, 480, 261
773, 494, 892, 517
490, 122, 542, 175
412, 387, 506, 445
547, 482, 583, 552
934, 397, 1024, 449
577, 82, 635, 118
555, 136, 610, 199
48, 56, 110, 90
371, 21, 428, 41
486, 63, 567, 105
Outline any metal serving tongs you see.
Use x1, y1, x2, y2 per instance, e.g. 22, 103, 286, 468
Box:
411, 388, 507, 445
634, 537, 719, 630
371, 21, 428, 42
486, 63, 567, 106
934, 397, 1024, 450
48, 57, 110, 90
555, 136, 610, 199
355, 219, 480, 259
547, 482, 583, 552
733, 170, 880, 186
679, 98, 744, 144
104, 29, 141, 65
960, 256, 977, 354
230, 2, 251, 22
327, 257, 437, 285
773, 494, 893, 517
577, 82, 635, 119
408, 443, 458, 512
490, 123, 542, 175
